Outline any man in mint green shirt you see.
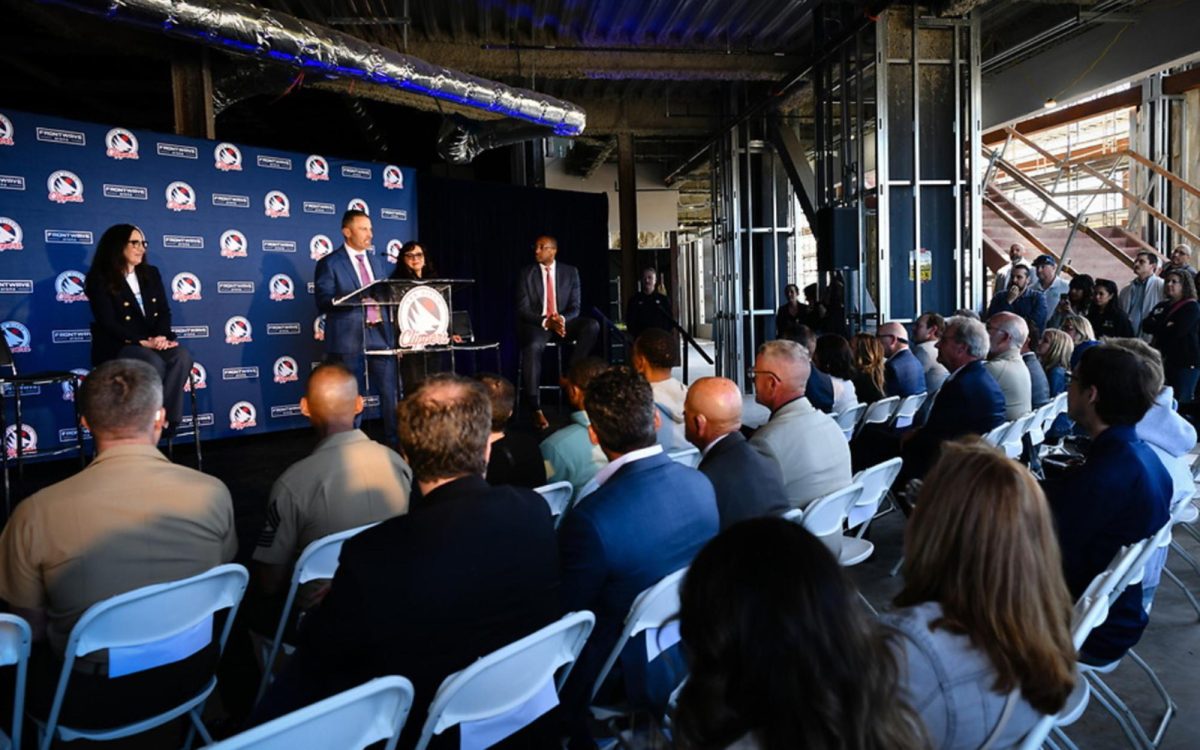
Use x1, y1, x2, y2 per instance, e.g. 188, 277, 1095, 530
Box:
540, 357, 608, 499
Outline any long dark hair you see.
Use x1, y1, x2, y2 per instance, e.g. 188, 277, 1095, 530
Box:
675, 518, 927, 750
393, 240, 439, 280
88, 223, 147, 295
814, 334, 855, 380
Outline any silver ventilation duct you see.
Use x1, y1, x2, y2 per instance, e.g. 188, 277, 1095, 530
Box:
45, 0, 587, 136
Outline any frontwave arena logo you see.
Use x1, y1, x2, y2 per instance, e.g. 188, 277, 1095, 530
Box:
2, 320, 31, 353
47, 170, 83, 203
305, 154, 329, 181
0, 217, 24, 251
225, 316, 253, 345
269, 274, 295, 301
172, 272, 202, 302
273, 355, 299, 383
265, 190, 290, 218
220, 229, 248, 258
105, 128, 139, 159
54, 270, 88, 303
215, 143, 243, 171
230, 401, 257, 431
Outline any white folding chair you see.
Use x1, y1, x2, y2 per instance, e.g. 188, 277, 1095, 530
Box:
255, 522, 379, 706
833, 403, 866, 440
34, 564, 249, 750
889, 392, 927, 430
855, 396, 900, 437
1026, 400, 1057, 448
534, 481, 574, 526
414, 610, 595, 750
667, 446, 701, 468
207, 676, 415, 750
0, 614, 31, 750
848, 458, 903, 537
1001, 411, 1038, 460
982, 420, 1013, 448
796, 483, 868, 565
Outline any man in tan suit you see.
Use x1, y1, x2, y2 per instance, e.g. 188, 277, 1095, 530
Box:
984, 312, 1033, 420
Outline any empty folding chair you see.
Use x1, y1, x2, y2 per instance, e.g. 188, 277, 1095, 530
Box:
1157, 487, 1200, 619
207, 676, 415, 750
534, 481, 573, 527
1001, 412, 1038, 460
414, 610, 595, 750
0, 614, 31, 750
982, 420, 1013, 448
255, 522, 379, 706
889, 392, 927, 430
848, 457, 903, 538
789, 483, 866, 565
833, 403, 866, 441
854, 396, 900, 438
667, 446, 701, 468
33, 564, 249, 750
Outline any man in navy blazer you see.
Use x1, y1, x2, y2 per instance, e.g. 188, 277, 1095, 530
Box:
685, 376, 788, 528
879, 321, 926, 398
558, 366, 718, 747
516, 235, 599, 429
314, 210, 398, 447
901, 316, 1006, 482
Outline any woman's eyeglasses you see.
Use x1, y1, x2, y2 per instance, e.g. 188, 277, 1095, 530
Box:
127, 239, 149, 248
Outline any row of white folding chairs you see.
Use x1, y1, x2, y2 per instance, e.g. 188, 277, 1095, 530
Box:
982, 393, 1067, 461
834, 392, 929, 441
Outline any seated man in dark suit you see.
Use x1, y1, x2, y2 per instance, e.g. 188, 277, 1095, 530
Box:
901, 316, 1006, 484
878, 321, 925, 398
1043, 344, 1171, 665
684, 376, 788, 529
558, 366, 719, 748
259, 373, 562, 748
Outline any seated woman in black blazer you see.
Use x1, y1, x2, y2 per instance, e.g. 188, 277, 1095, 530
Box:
84, 224, 194, 436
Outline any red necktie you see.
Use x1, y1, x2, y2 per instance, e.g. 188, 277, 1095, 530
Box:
355, 254, 382, 324
544, 266, 556, 319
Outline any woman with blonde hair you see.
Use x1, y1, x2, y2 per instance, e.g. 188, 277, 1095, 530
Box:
1059, 313, 1094, 345
1037, 328, 1074, 398
886, 438, 1076, 749
849, 333, 886, 404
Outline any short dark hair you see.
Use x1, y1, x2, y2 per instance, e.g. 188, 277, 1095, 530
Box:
80, 359, 162, 436
1074, 344, 1158, 426
814, 334, 855, 380
919, 312, 945, 334
475, 373, 515, 432
341, 209, 369, 228
397, 373, 491, 481
1094, 278, 1118, 298
566, 357, 608, 391
585, 366, 657, 454
786, 323, 816, 349
1136, 251, 1159, 267
634, 328, 677, 369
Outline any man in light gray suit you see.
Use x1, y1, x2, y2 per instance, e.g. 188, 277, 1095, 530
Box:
748, 339, 852, 509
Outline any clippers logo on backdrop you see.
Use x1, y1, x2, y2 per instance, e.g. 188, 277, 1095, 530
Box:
104, 128, 139, 159
310, 234, 333, 260
347, 198, 368, 215
3, 321, 31, 353
230, 401, 257, 431
265, 190, 290, 218
47, 170, 83, 204
165, 181, 197, 212
0, 114, 13, 146
313, 314, 326, 342
4, 425, 37, 459
397, 286, 451, 348
220, 229, 248, 258
0, 218, 23, 251
214, 143, 243, 171
385, 239, 402, 264
273, 356, 299, 384
185, 362, 208, 391
268, 274, 295, 301
172, 272, 202, 302
305, 155, 329, 181
225, 316, 253, 345
54, 271, 88, 303
62, 368, 89, 401
383, 165, 404, 190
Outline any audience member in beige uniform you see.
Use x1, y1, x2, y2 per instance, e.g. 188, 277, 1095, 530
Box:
0, 358, 236, 727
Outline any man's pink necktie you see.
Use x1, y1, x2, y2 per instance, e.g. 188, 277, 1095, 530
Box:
355, 254, 382, 324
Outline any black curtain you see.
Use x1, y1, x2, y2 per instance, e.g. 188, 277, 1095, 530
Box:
416, 175, 611, 382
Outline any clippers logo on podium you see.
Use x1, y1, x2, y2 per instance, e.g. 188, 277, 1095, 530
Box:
347, 198, 369, 215
305, 155, 329, 181
165, 181, 197, 212
225, 316, 253, 345
0, 114, 13, 146
383, 165, 404, 190
397, 286, 450, 349
0, 218, 24, 251
310, 234, 333, 260
214, 143, 243, 171
229, 401, 257, 431
105, 128, 139, 159
3, 321, 31, 353
265, 190, 290, 218
268, 273, 295, 301
273, 355, 299, 384
47, 170, 83, 204
4, 424, 37, 458
220, 229, 248, 258
313, 314, 326, 342
54, 271, 88, 303
172, 272, 202, 302
61, 368, 89, 401
185, 362, 208, 391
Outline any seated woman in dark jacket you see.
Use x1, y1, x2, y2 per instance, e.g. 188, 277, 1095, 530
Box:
1086, 278, 1135, 339
84, 224, 193, 436
477, 373, 546, 488
1143, 268, 1200, 404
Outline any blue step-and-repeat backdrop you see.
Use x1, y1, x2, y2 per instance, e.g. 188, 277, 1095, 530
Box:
0, 107, 417, 458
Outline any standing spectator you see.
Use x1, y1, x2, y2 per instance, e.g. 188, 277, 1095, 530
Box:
813, 334, 860, 413
986, 264, 1049, 334
1119, 251, 1165, 340
849, 333, 887, 404
625, 267, 673, 340
878, 321, 926, 397
993, 243, 1027, 301
984, 313, 1032, 420
675, 519, 927, 750
477, 373, 547, 488
1142, 268, 1200, 405
1087, 279, 1135, 339
775, 283, 809, 340
540, 357, 609, 501
1032, 254, 1070, 315
1161, 244, 1197, 279
888, 438, 1075, 749
631, 328, 690, 451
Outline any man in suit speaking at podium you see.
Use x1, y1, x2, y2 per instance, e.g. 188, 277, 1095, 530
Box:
314, 209, 399, 448
517, 235, 599, 430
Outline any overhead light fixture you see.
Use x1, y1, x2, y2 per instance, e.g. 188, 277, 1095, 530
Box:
1044, 97, 1058, 109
